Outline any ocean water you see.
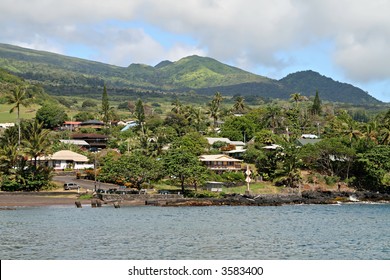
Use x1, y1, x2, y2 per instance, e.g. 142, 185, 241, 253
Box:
0, 203, 389, 260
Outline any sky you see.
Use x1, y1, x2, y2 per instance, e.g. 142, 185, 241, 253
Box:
1, 0, 389, 102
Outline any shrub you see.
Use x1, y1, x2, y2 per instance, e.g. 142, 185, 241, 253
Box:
324, 176, 339, 186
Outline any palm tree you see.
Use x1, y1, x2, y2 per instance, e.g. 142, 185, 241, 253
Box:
379, 126, 390, 145
362, 121, 379, 145
0, 143, 20, 173
6, 86, 33, 146
185, 106, 206, 132
22, 121, 51, 166
377, 109, 390, 144
171, 98, 183, 115
206, 92, 224, 128
290, 93, 302, 107
207, 100, 220, 127
232, 96, 247, 114
338, 112, 362, 146
213, 91, 223, 107
263, 105, 283, 133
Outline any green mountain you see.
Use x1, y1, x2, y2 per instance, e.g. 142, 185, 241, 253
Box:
279, 70, 380, 104
0, 43, 382, 105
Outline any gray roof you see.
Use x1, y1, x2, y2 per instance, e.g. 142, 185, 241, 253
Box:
60, 139, 90, 146
206, 137, 245, 146
80, 120, 104, 126
296, 138, 322, 146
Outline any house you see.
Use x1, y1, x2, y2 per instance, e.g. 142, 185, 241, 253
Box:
301, 134, 319, 139
61, 121, 81, 131
37, 150, 94, 170
206, 137, 245, 148
199, 154, 242, 172
0, 123, 15, 129
262, 144, 283, 150
59, 139, 90, 149
120, 121, 138, 132
71, 133, 108, 151
222, 148, 246, 159
206, 137, 246, 159
204, 181, 224, 192
80, 120, 105, 130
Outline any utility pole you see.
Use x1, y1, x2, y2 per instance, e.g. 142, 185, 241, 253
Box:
94, 152, 97, 192
245, 165, 252, 195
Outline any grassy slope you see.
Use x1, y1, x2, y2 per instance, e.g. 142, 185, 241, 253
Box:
0, 43, 271, 92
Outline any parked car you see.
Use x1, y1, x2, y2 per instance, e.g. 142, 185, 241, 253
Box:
158, 190, 170, 195
63, 182, 79, 190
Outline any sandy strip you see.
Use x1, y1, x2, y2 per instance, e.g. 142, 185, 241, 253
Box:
0, 193, 146, 208
0, 194, 78, 207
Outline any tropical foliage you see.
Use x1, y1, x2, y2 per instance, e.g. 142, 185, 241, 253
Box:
1, 56, 390, 195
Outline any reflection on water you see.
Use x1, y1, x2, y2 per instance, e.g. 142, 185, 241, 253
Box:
0, 204, 389, 260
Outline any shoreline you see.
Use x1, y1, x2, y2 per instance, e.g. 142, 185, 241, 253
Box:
155, 191, 390, 207
1, 190, 390, 208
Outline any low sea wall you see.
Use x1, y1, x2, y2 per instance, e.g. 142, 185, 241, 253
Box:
97, 190, 390, 207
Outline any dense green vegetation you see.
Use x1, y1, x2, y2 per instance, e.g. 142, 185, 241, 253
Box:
1, 78, 390, 194
0, 43, 383, 105
1, 44, 390, 194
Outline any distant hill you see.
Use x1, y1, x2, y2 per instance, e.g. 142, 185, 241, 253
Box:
0, 67, 26, 96
0, 43, 382, 105
279, 70, 380, 104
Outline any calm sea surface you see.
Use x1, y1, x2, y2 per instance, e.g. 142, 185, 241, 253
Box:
1, 203, 389, 260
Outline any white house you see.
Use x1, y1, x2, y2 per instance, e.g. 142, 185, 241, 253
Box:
0, 123, 15, 129
38, 150, 94, 170
199, 154, 242, 172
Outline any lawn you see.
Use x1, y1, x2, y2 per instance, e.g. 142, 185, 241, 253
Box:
223, 182, 286, 194
152, 181, 286, 195
0, 103, 40, 123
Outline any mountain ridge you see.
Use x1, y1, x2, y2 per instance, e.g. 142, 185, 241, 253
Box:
0, 43, 382, 105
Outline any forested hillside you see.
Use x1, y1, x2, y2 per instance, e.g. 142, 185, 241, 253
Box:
0, 43, 383, 105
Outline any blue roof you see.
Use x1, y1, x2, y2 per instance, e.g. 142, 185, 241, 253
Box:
121, 121, 138, 131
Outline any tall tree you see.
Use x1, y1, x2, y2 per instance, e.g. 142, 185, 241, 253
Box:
135, 99, 145, 124
185, 106, 206, 132
311, 91, 322, 115
353, 145, 390, 193
163, 149, 206, 194
263, 105, 283, 133
6, 85, 34, 146
207, 92, 224, 127
35, 102, 68, 129
213, 91, 223, 107
107, 151, 163, 189
134, 98, 146, 136
300, 138, 355, 178
336, 111, 363, 147
101, 85, 110, 126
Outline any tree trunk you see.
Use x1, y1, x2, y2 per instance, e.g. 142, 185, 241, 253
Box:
17, 106, 21, 147
180, 176, 185, 194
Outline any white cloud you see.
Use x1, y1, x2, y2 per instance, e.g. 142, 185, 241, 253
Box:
97, 28, 165, 66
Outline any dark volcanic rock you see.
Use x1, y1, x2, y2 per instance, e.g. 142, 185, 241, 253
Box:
146, 191, 390, 207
